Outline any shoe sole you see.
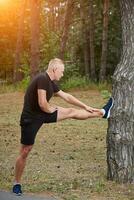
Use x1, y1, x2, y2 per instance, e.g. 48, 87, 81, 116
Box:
13, 192, 22, 196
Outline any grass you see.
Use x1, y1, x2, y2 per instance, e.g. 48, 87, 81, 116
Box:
61, 76, 112, 93
0, 90, 133, 200
0, 77, 112, 95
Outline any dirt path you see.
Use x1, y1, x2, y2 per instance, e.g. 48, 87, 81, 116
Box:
0, 191, 58, 200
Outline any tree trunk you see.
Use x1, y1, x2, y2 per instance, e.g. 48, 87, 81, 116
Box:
80, 0, 90, 79
48, 3, 54, 32
30, 0, 40, 79
57, 5, 63, 32
13, 0, 27, 82
89, 0, 96, 81
99, 0, 109, 82
107, 0, 134, 183
59, 0, 74, 60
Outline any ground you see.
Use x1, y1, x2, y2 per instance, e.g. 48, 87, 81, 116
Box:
0, 90, 133, 200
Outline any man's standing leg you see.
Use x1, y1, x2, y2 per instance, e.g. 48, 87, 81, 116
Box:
13, 145, 33, 195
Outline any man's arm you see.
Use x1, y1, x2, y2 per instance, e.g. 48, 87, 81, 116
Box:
38, 89, 56, 113
56, 90, 95, 112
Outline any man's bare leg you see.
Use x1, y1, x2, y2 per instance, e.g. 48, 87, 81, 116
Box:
57, 106, 103, 121
13, 145, 33, 195
14, 145, 33, 183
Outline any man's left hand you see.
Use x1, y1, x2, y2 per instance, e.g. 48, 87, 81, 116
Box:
84, 106, 95, 113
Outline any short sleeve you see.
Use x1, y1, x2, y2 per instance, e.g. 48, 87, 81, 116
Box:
37, 75, 47, 90
52, 81, 60, 93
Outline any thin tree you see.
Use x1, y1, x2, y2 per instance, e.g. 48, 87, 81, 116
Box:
89, 0, 96, 80
13, 0, 27, 82
30, 0, 40, 79
99, 0, 109, 82
59, 0, 75, 60
107, 0, 134, 183
80, 0, 90, 79
48, 2, 54, 32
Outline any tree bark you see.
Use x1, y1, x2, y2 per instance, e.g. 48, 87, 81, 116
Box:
30, 0, 40, 79
99, 0, 109, 82
107, 0, 134, 183
59, 0, 74, 60
89, 0, 96, 81
13, 0, 27, 82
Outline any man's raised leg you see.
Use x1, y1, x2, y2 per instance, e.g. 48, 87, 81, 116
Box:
57, 107, 103, 121
56, 96, 114, 121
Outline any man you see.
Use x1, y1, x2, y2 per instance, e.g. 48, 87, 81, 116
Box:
12, 58, 113, 195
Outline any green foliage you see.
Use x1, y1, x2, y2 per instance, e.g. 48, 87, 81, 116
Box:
20, 66, 30, 89
107, 0, 122, 76
101, 89, 111, 99
61, 74, 112, 92
0, 0, 121, 84
63, 62, 80, 81
16, 65, 30, 91
61, 76, 88, 91
97, 80, 112, 93
0, 78, 112, 94
40, 31, 61, 70
18, 75, 30, 91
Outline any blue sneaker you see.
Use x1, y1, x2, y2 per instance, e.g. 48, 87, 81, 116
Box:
12, 184, 22, 196
102, 97, 114, 119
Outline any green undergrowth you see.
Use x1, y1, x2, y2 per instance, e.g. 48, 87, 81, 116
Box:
0, 76, 112, 99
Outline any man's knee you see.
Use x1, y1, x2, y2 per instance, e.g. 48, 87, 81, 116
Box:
57, 107, 78, 121
21, 145, 33, 159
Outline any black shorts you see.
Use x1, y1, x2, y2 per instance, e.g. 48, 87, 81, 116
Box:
20, 110, 58, 145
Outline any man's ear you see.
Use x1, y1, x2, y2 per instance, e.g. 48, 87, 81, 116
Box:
53, 67, 57, 73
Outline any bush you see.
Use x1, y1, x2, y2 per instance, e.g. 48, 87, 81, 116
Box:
60, 76, 88, 91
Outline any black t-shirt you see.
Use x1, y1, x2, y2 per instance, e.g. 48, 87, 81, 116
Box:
21, 72, 60, 117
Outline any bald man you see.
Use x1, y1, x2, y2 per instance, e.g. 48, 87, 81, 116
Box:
13, 58, 113, 195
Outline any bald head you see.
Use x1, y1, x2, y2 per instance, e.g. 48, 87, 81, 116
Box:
47, 58, 64, 72
46, 58, 65, 81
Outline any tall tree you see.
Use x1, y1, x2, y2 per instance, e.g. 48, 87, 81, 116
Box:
48, 2, 55, 32
30, 0, 40, 79
99, 0, 109, 82
107, 0, 134, 183
59, 0, 75, 60
80, 0, 90, 78
13, 0, 27, 82
89, 0, 96, 80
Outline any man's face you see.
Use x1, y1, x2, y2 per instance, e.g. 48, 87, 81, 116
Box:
54, 65, 64, 81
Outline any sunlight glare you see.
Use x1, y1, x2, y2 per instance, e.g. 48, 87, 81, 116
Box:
0, 0, 10, 6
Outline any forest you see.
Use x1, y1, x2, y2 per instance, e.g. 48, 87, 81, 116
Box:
0, 0, 121, 87
1, 1, 134, 200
